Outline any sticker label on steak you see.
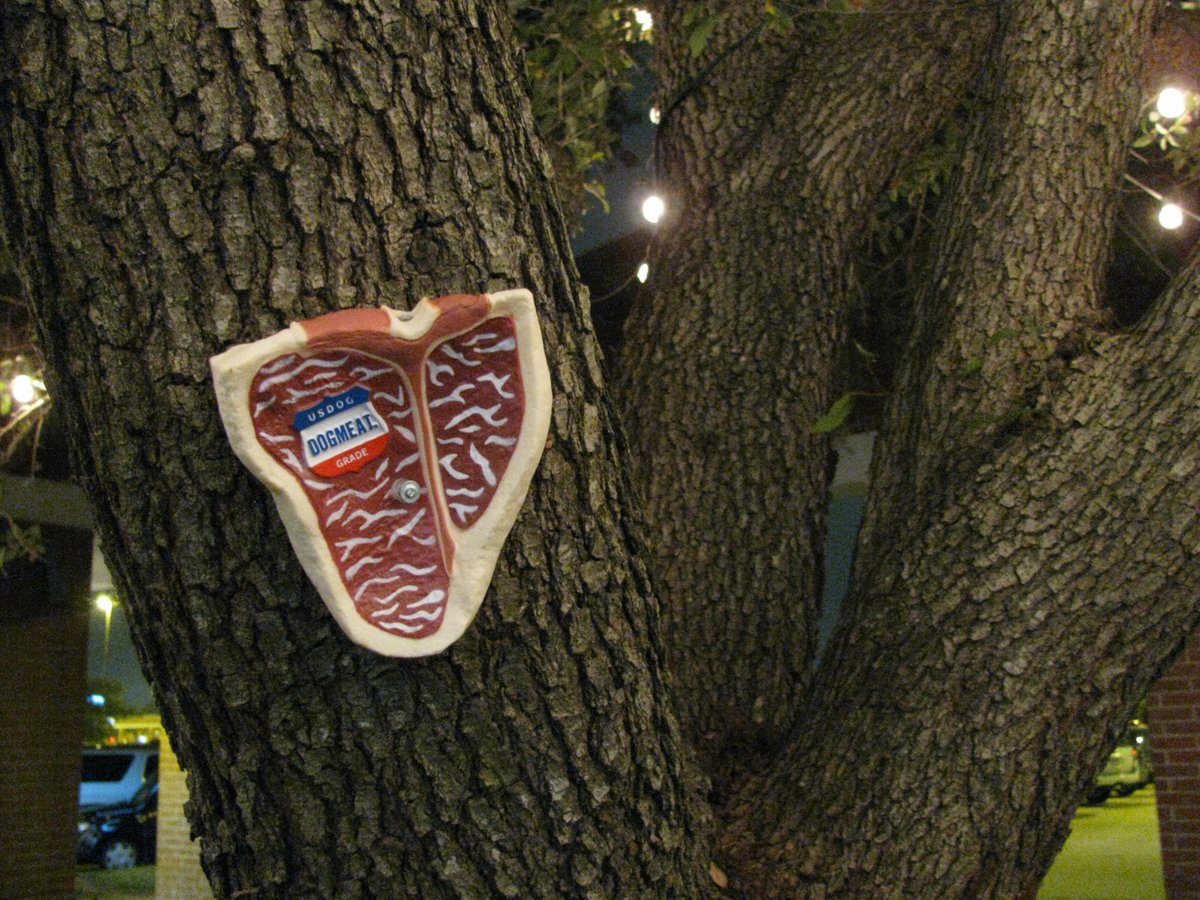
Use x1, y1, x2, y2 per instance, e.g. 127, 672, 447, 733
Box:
209, 291, 552, 658
294, 386, 389, 476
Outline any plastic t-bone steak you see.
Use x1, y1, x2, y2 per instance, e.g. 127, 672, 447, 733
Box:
210, 290, 552, 657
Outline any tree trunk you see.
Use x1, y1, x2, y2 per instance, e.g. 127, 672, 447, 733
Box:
715, 1, 1200, 895
725, 251, 1200, 897
0, 1, 712, 895
5, 0, 1200, 897
619, 0, 995, 772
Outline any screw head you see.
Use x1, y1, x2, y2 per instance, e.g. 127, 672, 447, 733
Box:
393, 480, 421, 503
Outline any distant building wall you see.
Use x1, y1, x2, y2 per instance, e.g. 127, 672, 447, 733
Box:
0, 519, 91, 900
1150, 629, 1200, 900
112, 714, 166, 745
156, 734, 212, 899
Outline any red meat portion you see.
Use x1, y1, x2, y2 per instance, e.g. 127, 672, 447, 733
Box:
244, 304, 526, 641
426, 317, 525, 529
250, 351, 449, 638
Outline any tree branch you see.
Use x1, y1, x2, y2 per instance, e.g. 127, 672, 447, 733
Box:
618, 0, 994, 774
856, 0, 1162, 583
723, 248, 1200, 896
713, 3, 1197, 895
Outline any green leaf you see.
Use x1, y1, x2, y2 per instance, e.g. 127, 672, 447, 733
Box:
960, 358, 983, 376
583, 181, 610, 213
852, 340, 878, 362
0, 517, 45, 574
688, 17, 717, 57
812, 393, 855, 434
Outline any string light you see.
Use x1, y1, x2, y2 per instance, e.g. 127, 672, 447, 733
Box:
1125, 173, 1199, 231
96, 593, 116, 676
1159, 202, 1185, 230
1156, 87, 1188, 120
10, 374, 36, 405
631, 72, 1197, 306
1117, 88, 1200, 232
641, 194, 665, 224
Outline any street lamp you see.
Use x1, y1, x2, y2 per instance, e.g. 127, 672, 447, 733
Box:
95, 594, 115, 675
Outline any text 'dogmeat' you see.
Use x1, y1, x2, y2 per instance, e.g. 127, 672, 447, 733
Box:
211, 290, 551, 657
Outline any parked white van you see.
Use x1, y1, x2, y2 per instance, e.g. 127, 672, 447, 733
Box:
79, 748, 159, 810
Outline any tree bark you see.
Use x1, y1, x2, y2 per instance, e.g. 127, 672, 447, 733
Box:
4, 0, 1199, 897
725, 251, 1200, 897
619, 0, 995, 772
717, 2, 1200, 895
856, 0, 1158, 574
0, 1, 712, 895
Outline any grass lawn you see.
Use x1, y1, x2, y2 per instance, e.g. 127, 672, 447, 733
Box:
75, 864, 155, 899
1038, 787, 1165, 900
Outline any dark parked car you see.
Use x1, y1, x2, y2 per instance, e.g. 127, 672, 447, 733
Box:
76, 781, 158, 869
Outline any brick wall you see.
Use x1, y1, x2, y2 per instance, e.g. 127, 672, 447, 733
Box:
0, 532, 89, 900
1150, 628, 1200, 900
155, 734, 212, 899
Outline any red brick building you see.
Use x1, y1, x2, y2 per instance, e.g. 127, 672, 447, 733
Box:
1151, 630, 1200, 900
0, 476, 92, 899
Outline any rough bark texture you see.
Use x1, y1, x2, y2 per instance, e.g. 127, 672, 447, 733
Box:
0, 2, 712, 896
5, 0, 1200, 897
857, 0, 1158, 575
725, 251, 1200, 898
716, 1, 1200, 896
618, 0, 995, 770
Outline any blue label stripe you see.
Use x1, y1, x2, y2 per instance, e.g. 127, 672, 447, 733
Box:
294, 386, 371, 431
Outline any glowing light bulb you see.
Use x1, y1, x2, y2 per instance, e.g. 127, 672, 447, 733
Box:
641, 195, 665, 224
633, 8, 653, 32
1159, 202, 1184, 230
95, 594, 114, 614
1156, 204, 1185, 230
10, 374, 36, 405
636, 262, 650, 283
649, 106, 661, 125
1156, 87, 1188, 120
